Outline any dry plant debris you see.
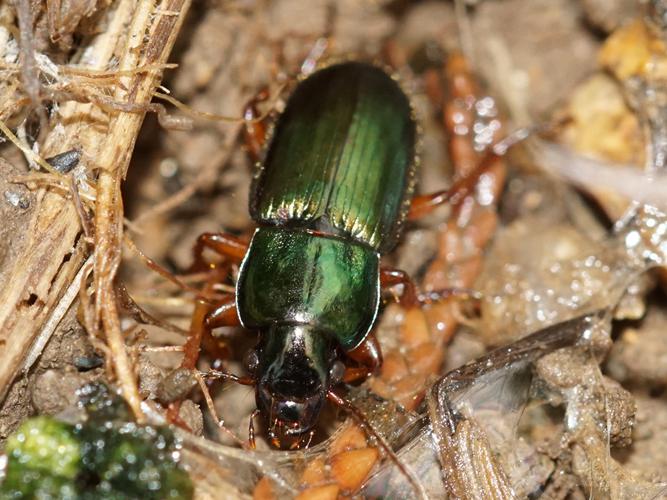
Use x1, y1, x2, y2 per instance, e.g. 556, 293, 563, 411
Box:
2, 0, 667, 499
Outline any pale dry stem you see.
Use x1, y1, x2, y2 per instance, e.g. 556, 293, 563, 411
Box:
91, 0, 192, 421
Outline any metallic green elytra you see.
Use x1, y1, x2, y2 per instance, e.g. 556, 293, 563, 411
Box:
237, 61, 416, 444
250, 61, 417, 252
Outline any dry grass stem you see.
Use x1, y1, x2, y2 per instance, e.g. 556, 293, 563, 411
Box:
91, 0, 191, 421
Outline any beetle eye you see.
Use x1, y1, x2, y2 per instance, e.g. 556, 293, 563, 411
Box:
329, 360, 346, 384
244, 349, 259, 375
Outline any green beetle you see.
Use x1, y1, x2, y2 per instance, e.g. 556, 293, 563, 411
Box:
237, 61, 417, 444
188, 60, 434, 447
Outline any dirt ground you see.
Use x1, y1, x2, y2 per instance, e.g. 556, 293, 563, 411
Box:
2, 0, 667, 498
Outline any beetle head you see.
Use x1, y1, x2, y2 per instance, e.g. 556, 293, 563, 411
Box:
253, 324, 337, 449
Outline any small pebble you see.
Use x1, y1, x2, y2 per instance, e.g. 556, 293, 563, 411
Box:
4, 190, 29, 209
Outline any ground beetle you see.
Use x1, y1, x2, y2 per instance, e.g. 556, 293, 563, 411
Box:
184, 60, 487, 448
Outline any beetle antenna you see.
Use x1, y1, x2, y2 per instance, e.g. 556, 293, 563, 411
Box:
202, 368, 255, 386
123, 234, 223, 302
327, 391, 428, 500
193, 370, 245, 447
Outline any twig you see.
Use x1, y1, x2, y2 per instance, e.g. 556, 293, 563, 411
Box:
92, 0, 192, 422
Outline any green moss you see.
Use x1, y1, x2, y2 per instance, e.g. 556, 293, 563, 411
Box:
5, 416, 80, 478
0, 384, 193, 500
0, 469, 78, 500
0, 416, 80, 499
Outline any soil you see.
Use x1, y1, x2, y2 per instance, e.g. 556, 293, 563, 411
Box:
2, 0, 667, 498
